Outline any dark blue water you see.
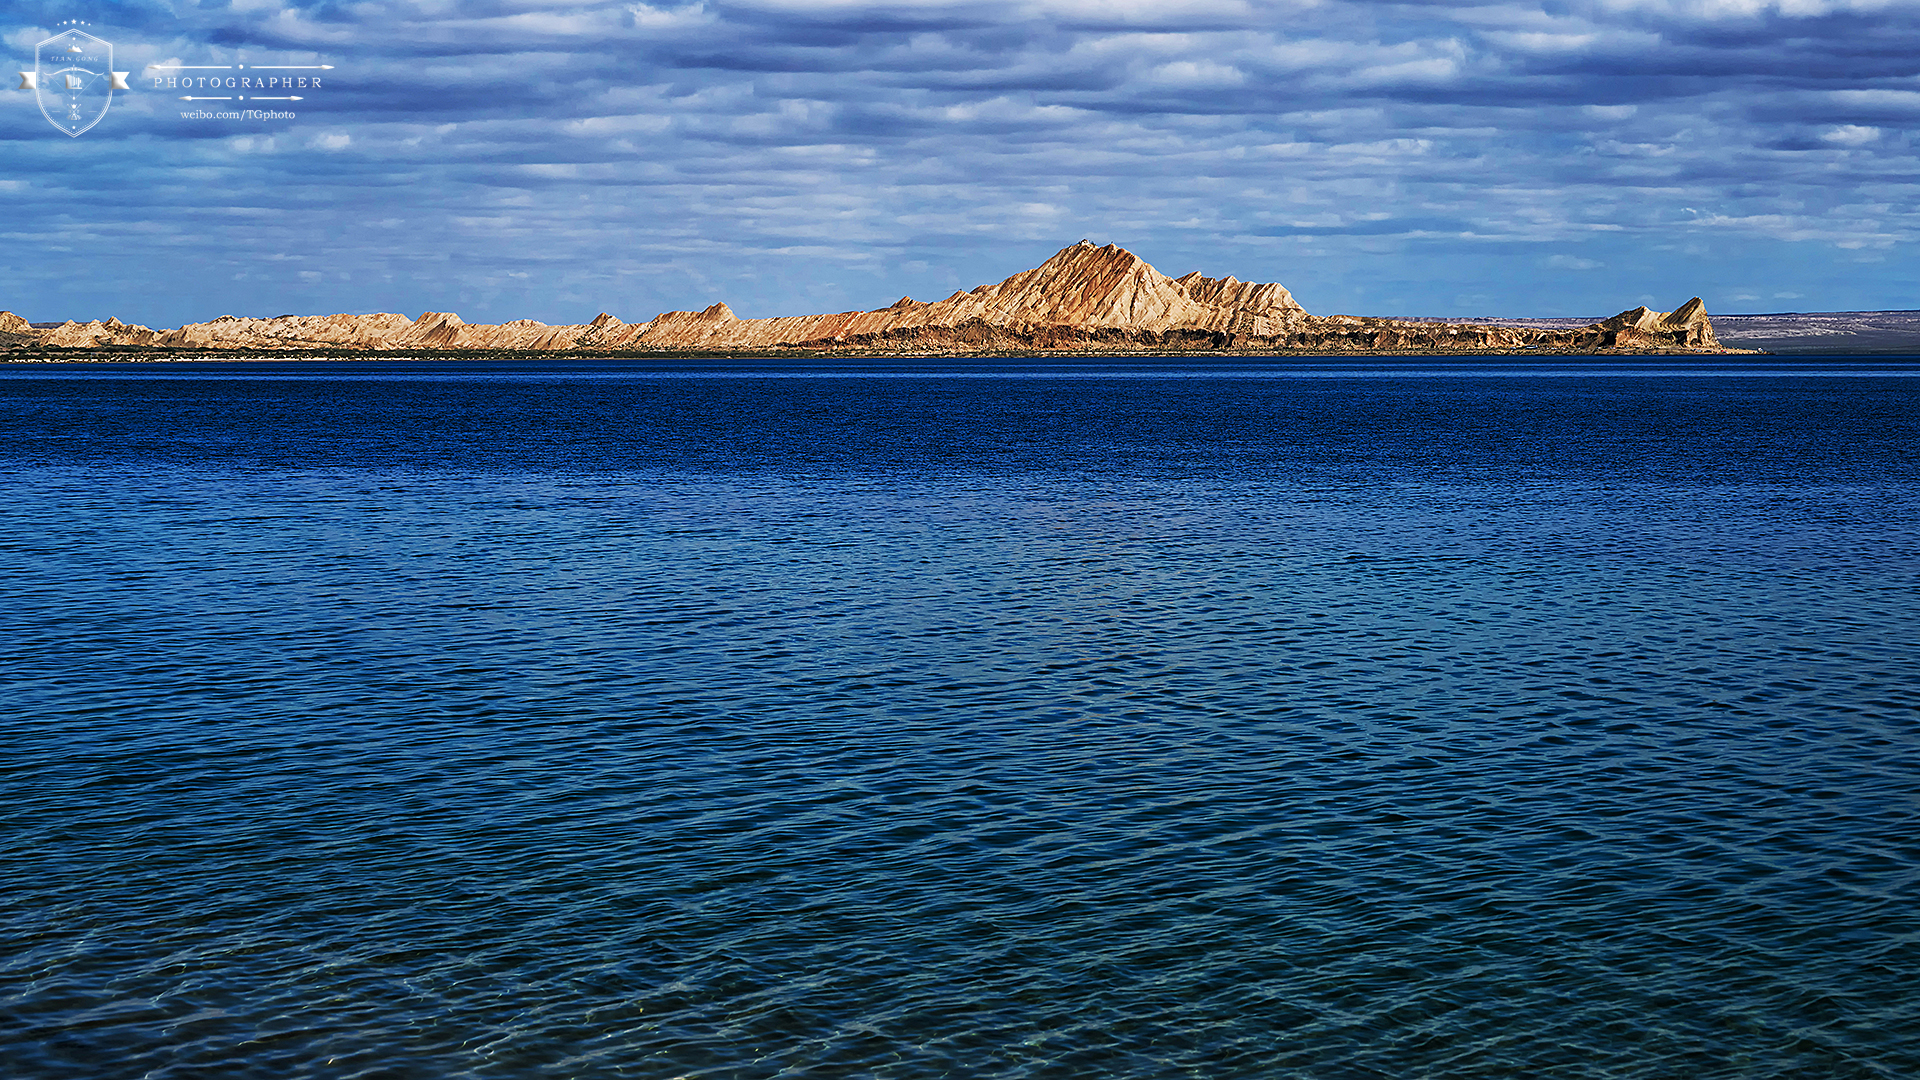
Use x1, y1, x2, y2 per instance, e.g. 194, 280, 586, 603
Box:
4, 358, 1917, 1079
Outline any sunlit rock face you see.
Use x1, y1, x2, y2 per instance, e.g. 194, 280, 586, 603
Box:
0, 243, 1744, 354
1584, 298, 1722, 351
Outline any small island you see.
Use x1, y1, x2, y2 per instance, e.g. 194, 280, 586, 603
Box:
2, 241, 1747, 358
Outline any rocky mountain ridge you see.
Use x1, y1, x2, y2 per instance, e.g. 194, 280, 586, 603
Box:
2, 242, 1739, 355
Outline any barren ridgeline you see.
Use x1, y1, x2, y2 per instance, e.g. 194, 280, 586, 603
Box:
2, 242, 1743, 356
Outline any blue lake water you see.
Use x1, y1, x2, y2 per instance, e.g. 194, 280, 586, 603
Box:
2, 357, 1917, 1078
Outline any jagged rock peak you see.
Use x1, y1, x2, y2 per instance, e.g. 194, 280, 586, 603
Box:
1665, 297, 1706, 326
961, 241, 1303, 331
1590, 298, 1721, 350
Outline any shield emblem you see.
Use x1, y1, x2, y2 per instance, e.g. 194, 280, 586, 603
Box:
31, 29, 127, 137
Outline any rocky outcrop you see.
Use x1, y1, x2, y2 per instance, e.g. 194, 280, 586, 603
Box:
1582, 298, 1720, 350
0, 310, 39, 348
35, 316, 160, 348
0, 242, 1747, 355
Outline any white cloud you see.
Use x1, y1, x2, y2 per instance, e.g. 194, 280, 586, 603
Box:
1482, 30, 1600, 51
1142, 60, 1247, 87
1820, 124, 1881, 145
1346, 56, 1460, 87
627, 2, 716, 29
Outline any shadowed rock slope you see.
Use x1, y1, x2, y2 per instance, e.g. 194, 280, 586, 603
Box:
3, 242, 1740, 355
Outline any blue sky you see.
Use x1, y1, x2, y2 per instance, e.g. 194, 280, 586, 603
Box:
5, 0, 1916, 326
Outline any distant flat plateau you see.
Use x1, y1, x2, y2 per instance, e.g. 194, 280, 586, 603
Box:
1425, 310, 1920, 355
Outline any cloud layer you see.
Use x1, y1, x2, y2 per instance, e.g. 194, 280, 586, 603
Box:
5, 0, 1916, 324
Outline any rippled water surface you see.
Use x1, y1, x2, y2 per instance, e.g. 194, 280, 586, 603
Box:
3, 358, 1917, 1078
